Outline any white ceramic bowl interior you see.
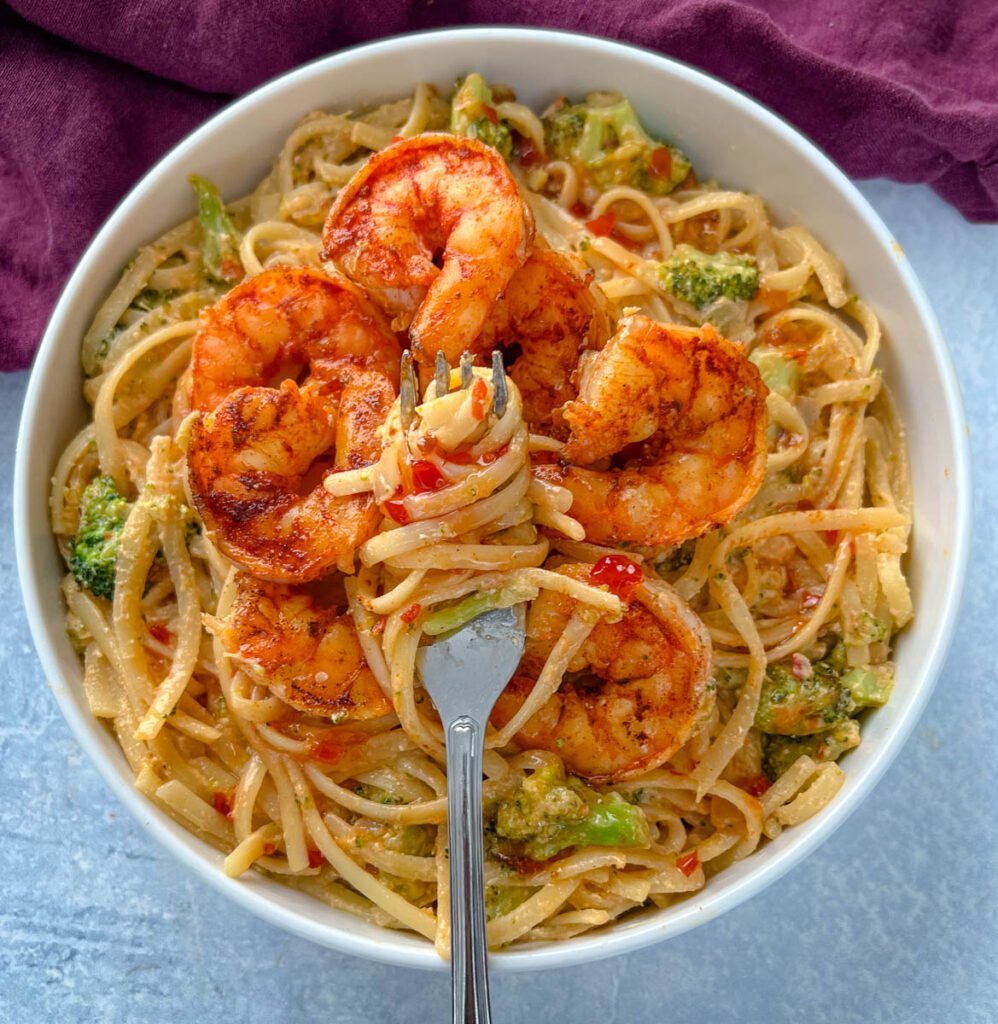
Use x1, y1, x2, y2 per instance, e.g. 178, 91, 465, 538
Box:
15, 28, 970, 971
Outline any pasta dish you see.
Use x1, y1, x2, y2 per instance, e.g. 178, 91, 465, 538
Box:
51, 76, 912, 953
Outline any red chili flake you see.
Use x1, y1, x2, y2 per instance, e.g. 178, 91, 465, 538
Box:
384, 499, 411, 525
312, 739, 341, 764
585, 211, 617, 237
211, 791, 233, 819
589, 554, 643, 599
371, 617, 386, 636
649, 146, 673, 181
262, 842, 277, 856
744, 775, 771, 797
676, 850, 700, 877
470, 377, 489, 421
400, 603, 422, 624
220, 256, 242, 282
411, 460, 447, 493
570, 201, 589, 219
307, 848, 327, 869
800, 588, 823, 610
480, 442, 509, 465
823, 530, 840, 545
148, 624, 172, 645
790, 652, 813, 680
482, 104, 499, 125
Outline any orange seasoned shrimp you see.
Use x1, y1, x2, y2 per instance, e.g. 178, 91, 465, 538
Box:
491, 563, 711, 782
536, 315, 768, 546
221, 574, 391, 719
473, 249, 610, 435
190, 265, 401, 413
187, 371, 394, 581
322, 134, 533, 368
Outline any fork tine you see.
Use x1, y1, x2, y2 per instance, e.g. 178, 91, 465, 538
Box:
491, 350, 508, 418
400, 350, 417, 428
435, 351, 449, 397
459, 352, 474, 389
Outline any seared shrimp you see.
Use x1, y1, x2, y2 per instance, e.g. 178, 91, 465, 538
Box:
491, 563, 711, 782
536, 315, 768, 546
190, 265, 401, 413
187, 371, 395, 581
221, 574, 391, 719
322, 133, 533, 367
474, 249, 610, 434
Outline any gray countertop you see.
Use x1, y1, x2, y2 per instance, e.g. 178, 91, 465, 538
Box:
1, 180, 995, 1024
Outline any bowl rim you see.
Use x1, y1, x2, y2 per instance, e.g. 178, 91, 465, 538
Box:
14, 25, 972, 973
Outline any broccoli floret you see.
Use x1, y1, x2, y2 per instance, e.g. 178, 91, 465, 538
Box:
542, 94, 691, 195
493, 762, 650, 861
660, 244, 760, 309
450, 73, 513, 160
763, 719, 861, 780
69, 476, 129, 599
755, 658, 856, 737
188, 174, 243, 285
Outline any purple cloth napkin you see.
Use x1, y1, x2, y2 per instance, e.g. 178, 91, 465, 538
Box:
2, 1, 996, 371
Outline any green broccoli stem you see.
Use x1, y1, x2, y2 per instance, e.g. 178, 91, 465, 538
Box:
422, 583, 535, 636
188, 174, 243, 285
526, 792, 650, 861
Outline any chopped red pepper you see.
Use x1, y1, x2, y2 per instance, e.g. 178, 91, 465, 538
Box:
744, 775, 771, 797
649, 147, 673, 181
482, 104, 499, 125
585, 211, 617, 237
211, 791, 233, 819
411, 459, 447, 493
312, 738, 342, 764
148, 624, 172, 645
400, 603, 422, 624
384, 499, 411, 524
515, 137, 542, 167
470, 377, 489, 420
589, 554, 643, 599
571, 201, 589, 219
307, 848, 327, 869
480, 442, 509, 465
676, 850, 700, 877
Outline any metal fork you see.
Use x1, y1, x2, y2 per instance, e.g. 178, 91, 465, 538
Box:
400, 348, 509, 427
416, 606, 527, 1024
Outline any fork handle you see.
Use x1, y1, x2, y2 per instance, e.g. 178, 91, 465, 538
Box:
444, 715, 492, 1024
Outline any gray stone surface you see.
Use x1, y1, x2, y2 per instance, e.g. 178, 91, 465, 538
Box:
1, 180, 995, 1024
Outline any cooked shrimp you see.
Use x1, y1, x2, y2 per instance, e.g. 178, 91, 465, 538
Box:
321, 133, 533, 368
187, 371, 395, 581
222, 574, 391, 719
491, 563, 711, 781
190, 265, 401, 413
473, 249, 609, 434
536, 315, 767, 546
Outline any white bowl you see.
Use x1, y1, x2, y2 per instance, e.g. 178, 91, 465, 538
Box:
15, 27, 971, 971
